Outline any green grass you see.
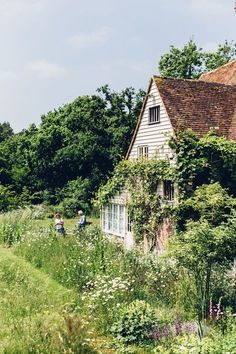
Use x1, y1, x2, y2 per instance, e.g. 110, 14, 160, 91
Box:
0, 246, 106, 353
33, 216, 100, 233
1, 209, 235, 353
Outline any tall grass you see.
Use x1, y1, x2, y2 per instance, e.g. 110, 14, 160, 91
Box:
0, 247, 99, 353
1, 209, 235, 352
13, 220, 193, 337
0, 207, 35, 245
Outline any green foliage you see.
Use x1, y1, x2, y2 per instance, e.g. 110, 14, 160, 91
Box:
170, 129, 236, 199
159, 39, 203, 79
96, 158, 175, 244
175, 182, 236, 231
153, 324, 236, 354
0, 208, 34, 246
0, 247, 97, 353
211, 264, 236, 311
204, 40, 236, 71
97, 130, 236, 244
1, 209, 233, 351
111, 300, 157, 344
0, 184, 17, 212
159, 39, 236, 79
56, 177, 91, 217
0, 121, 14, 143
0, 86, 144, 212
169, 184, 236, 321
170, 218, 236, 272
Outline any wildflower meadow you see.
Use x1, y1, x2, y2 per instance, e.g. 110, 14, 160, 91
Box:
0, 208, 235, 353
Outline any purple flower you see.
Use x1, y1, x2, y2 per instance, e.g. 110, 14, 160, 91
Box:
175, 314, 182, 335
209, 298, 213, 319
216, 297, 222, 321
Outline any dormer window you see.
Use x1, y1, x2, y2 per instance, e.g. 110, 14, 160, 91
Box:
138, 145, 148, 158
149, 105, 160, 124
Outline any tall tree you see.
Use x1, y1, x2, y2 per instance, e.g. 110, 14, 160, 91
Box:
159, 39, 236, 79
0, 86, 144, 211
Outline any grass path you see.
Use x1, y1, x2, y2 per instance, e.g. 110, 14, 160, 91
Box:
0, 246, 111, 353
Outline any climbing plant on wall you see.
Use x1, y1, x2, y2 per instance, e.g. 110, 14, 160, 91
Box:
96, 129, 236, 245
96, 158, 175, 248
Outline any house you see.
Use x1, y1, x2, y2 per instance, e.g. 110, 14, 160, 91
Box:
101, 60, 236, 251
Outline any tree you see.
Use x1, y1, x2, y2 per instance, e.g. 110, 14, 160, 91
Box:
0, 122, 14, 143
0, 86, 143, 212
204, 40, 236, 71
159, 39, 236, 79
159, 39, 203, 79
170, 183, 236, 322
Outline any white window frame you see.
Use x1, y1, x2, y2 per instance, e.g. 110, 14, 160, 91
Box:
137, 145, 149, 158
102, 204, 125, 237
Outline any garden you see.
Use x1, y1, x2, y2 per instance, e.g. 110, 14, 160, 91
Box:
0, 202, 235, 353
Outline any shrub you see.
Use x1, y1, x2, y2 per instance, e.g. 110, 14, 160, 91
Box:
111, 300, 157, 344
0, 184, 17, 212
82, 274, 133, 332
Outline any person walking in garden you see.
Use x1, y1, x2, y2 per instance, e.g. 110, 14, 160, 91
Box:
54, 212, 65, 234
77, 210, 86, 229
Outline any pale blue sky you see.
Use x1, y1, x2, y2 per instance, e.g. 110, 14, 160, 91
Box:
0, 0, 235, 132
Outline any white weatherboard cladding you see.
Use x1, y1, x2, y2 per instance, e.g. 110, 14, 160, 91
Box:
129, 81, 174, 160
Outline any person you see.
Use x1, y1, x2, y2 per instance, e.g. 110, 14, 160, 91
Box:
54, 212, 65, 234
77, 210, 86, 229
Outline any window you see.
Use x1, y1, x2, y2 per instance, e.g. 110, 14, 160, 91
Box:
102, 207, 108, 230
149, 105, 160, 124
119, 205, 124, 234
112, 204, 118, 233
163, 180, 174, 201
137, 145, 149, 158
102, 204, 125, 236
108, 204, 112, 230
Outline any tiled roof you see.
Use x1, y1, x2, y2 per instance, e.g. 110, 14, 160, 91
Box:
199, 60, 236, 86
154, 76, 236, 139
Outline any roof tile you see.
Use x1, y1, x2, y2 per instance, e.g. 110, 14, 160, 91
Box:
154, 76, 236, 139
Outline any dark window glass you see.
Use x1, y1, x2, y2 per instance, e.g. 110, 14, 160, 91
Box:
164, 180, 174, 201
149, 106, 160, 124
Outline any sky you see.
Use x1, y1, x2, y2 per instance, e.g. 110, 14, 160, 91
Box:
0, 0, 235, 132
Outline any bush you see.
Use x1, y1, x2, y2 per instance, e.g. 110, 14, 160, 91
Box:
0, 184, 17, 212
111, 300, 157, 344
56, 178, 91, 217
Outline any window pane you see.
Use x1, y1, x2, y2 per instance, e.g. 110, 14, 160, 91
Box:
138, 145, 148, 158
119, 205, 124, 234
108, 205, 112, 230
113, 204, 118, 233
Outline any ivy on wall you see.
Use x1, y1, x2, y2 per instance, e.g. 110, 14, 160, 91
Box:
96, 129, 236, 245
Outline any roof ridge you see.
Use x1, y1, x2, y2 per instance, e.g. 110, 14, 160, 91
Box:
153, 75, 197, 82
200, 59, 236, 77
153, 75, 236, 90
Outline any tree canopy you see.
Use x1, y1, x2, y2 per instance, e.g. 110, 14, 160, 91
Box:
0, 86, 144, 213
159, 39, 236, 79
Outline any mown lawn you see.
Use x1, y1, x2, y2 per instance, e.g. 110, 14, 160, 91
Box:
33, 216, 100, 233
